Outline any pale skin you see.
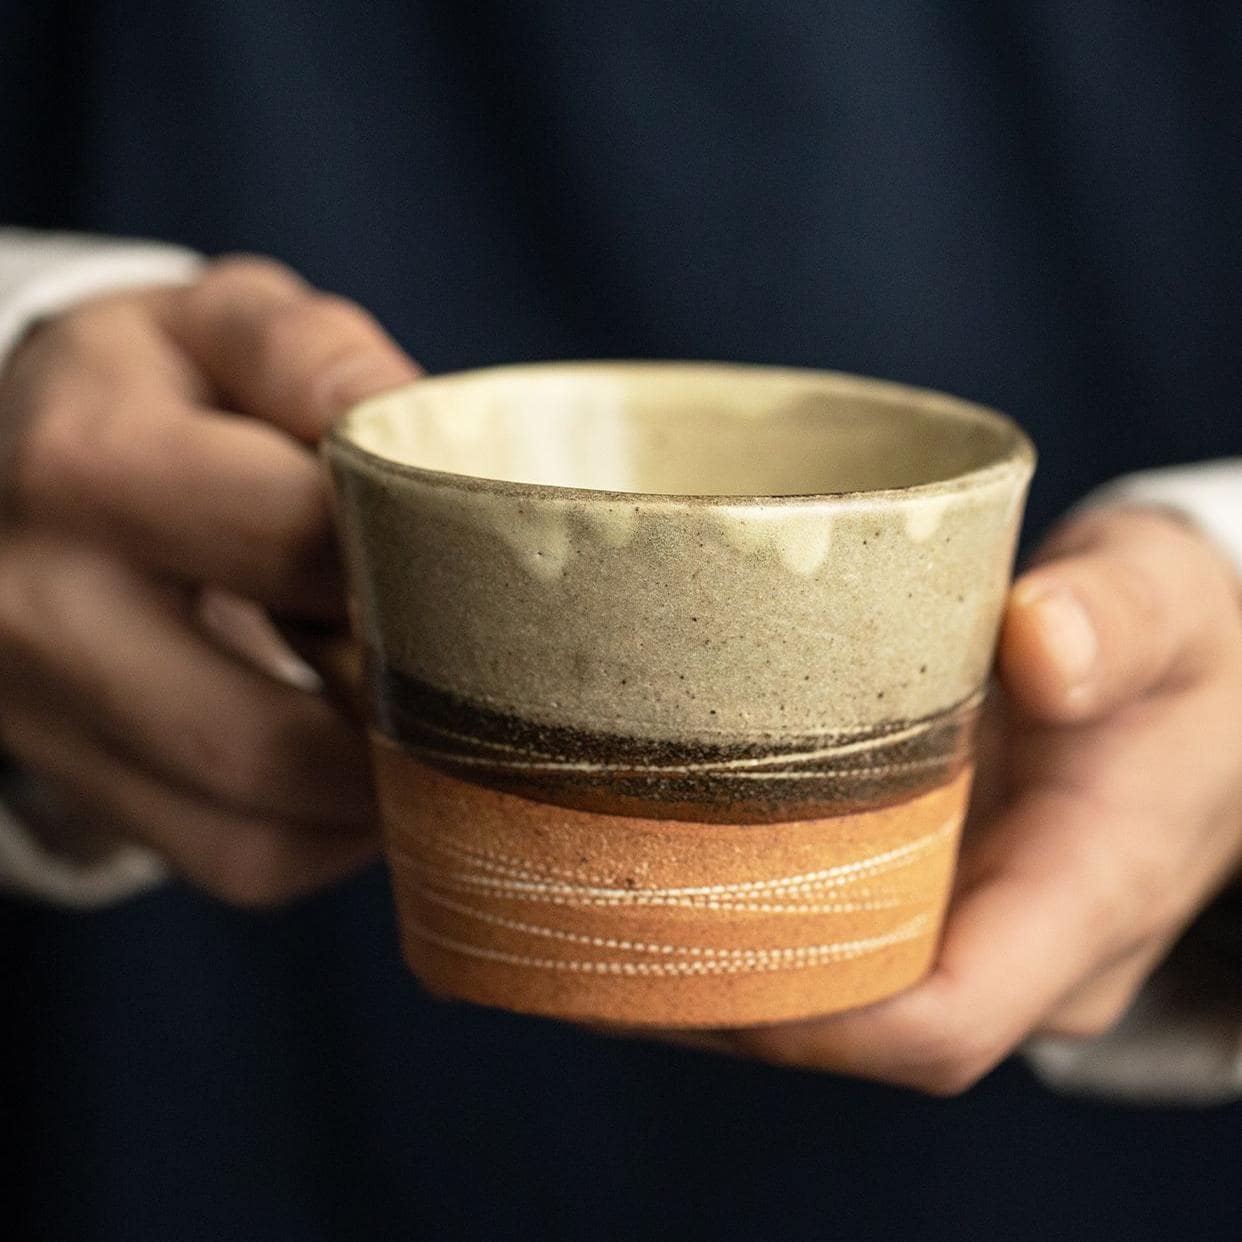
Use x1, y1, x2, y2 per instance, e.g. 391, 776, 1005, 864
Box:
1, 257, 1239, 1094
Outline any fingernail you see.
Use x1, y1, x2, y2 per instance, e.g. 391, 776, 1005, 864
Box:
1021, 584, 1098, 688
268, 649, 324, 693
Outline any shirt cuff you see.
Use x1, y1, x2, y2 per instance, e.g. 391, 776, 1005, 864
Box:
0, 790, 168, 909
1075, 459, 1242, 581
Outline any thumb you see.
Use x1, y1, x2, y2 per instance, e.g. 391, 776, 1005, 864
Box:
999, 506, 1232, 723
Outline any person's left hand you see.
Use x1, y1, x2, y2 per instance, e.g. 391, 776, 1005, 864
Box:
680, 505, 1242, 1094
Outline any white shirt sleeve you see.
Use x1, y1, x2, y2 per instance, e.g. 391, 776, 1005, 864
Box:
0, 229, 204, 908
1025, 459, 1242, 1104
1074, 459, 1242, 578
0, 228, 204, 365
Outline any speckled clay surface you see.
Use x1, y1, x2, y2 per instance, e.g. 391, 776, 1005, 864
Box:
326, 362, 1034, 1026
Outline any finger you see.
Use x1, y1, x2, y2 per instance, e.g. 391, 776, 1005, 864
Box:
722, 786, 1154, 1095
20, 384, 343, 616
168, 256, 422, 441
999, 508, 1234, 724
1036, 935, 1172, 1041
4, 709, 377, 908
0, 536, 373, 827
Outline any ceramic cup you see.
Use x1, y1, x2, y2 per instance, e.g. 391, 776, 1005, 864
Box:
324, 362, 1034, 1027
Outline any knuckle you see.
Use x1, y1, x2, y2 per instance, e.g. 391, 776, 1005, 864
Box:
40, 306, 114, 361
19, 385, 131, 518
242, 291, 399, 434
1100, 510, 1230, 635
305, 290, 375, 327
30, 393, 94, 491
1117, 561, 1165, 625
1063, 815, 1173, 947
254, 295, 325, 368
204, 253, 304, 292
262, 294, 378, 367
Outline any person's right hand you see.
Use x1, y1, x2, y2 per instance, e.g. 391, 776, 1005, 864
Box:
0, 256, 421, 905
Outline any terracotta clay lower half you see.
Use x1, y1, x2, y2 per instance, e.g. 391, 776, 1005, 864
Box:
373, 738, 972, 1028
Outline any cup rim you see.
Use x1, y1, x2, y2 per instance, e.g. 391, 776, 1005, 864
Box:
326, 360, 1036, 507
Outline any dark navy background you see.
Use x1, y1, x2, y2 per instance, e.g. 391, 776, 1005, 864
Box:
2, 3, 1240, 1239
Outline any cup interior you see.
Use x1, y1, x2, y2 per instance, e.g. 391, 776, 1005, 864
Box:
336, 363, 1029, 497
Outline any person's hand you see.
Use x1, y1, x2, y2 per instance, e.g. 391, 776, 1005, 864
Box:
688, 506, 1242, 1093
0, 256, 420, 905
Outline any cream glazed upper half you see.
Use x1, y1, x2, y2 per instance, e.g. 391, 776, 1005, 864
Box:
326, 363, 1034, 827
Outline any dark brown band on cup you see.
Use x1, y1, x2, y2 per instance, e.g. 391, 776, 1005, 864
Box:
369, 657, 982, 823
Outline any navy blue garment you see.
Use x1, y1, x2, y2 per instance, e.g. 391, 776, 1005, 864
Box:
2, 3, 1241, 1239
